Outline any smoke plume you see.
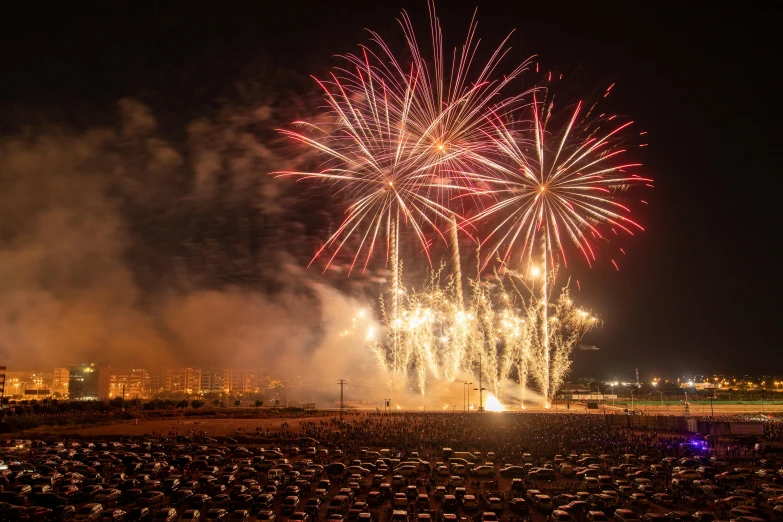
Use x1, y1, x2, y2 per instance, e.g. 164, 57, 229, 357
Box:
0, 97, 379, 388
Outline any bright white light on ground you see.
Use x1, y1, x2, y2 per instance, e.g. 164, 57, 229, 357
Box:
484, 393, 505, 412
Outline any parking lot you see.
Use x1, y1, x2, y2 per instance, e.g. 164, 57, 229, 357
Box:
2, 412, 782, 522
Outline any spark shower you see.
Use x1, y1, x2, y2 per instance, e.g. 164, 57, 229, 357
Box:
275, 3, 650, 407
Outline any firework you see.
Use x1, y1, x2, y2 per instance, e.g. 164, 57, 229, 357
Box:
469, 92, 650, 404
275, 4, 531, 273
274, 6, 649, 408
474, 93, 652, 272
366, 252, 598, 403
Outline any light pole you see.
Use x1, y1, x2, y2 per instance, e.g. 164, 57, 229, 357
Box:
611, 387, 615, 408
660, 392, 664, 411
473, 355, 486, 412
631, 388, 635, 413
463, 382, 472, 413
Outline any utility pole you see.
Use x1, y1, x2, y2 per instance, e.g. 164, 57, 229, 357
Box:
338, 379, 347, 420
474, 355, 486, 412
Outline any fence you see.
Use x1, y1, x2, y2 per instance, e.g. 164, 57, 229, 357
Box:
603, 413, 765, 435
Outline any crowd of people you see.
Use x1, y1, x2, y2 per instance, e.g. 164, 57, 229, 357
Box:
231, 412, 769, 464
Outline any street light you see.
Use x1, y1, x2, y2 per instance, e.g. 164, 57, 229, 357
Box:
463, 382, 472, 413
631, 388, 635, 413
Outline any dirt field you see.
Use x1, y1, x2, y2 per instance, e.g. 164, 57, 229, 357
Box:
19, 413, 342, 439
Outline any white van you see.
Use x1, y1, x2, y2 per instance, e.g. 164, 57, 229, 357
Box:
451, 452, 477, 462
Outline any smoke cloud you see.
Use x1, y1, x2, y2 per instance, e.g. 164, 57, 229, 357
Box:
0, 96, 380, 388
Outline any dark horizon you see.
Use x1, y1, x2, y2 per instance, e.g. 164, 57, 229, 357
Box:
1, 1, 780, 381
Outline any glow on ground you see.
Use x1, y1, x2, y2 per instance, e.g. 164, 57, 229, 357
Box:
484, 393, 505, 412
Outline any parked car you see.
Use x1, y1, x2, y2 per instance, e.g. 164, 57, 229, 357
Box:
281, 496, 301, 516
510, 498, 529, 514
126, 507, 152, 521
75, 504, 104, 521
613, 509, 640, 522
153, 508, 177, 522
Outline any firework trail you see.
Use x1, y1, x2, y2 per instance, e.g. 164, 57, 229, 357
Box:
547, 289, 599, 396
365, 258, 597, 401
275, 3, 532, 273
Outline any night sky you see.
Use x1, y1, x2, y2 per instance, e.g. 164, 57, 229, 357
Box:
2, 2, 780, 380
